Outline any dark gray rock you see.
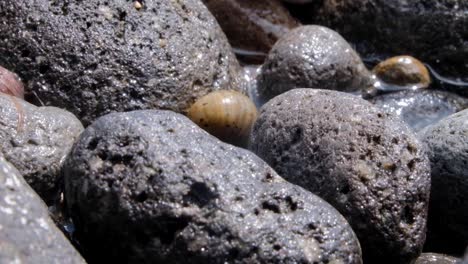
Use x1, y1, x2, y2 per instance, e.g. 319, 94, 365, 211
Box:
415, 253, 459, 264
257, 25, 371, 102
202, 0, 300, 63
0, 155, 85, 264
64, 110, 362, 264
0, 0, 244, 125
0, 94, 83, 204
249, 89, 431, 263
369, 90, 468, 132
419, 110, 468, 255
315, 0, 468, 83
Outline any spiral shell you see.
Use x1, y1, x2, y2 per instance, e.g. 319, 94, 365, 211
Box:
0, 66, 24, 99
373, 55, 431, 89
187, 90, 258, 146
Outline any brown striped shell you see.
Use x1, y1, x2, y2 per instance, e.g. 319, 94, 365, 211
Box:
373, 55, 431, 89
0, 66, 24, 99
187, 90, 258, 146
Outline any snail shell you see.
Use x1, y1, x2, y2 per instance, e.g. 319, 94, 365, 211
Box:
187, 90, 258, 146
372, 55, 431, 89
0, 66, 24, 99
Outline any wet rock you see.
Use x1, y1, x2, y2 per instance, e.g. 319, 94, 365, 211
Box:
64, 110, 362, 264
0, 155, 85, 263
369, 90, 468, 132
0, 93, 83, 204
0, 0, 244, 125
419, 110, 468, 255
257, 25, 371, 102
414, 253, 460, 264
315, 0, 468, 82
202, 0, 300, 63
249, 89, 431, 263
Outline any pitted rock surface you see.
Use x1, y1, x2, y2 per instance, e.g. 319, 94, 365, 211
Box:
0, 94, 83, 204
64, 110, 362, 264
414, 253, 459, 264
0, 156, 85, 264
249, 89, 431, 263
257, 25, 370, 102
419, 109, 468, 255
0, 0, 244, 125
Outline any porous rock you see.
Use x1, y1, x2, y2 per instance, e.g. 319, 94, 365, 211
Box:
249, 89, 431, 263
0, 0, 244, 125
369, 90, 468, 132
315, 0, 468, 82
257, 25, 371, 102
0, 94, 83, 204
64, 110, 362, 264
0, 155, 85, 264
419, 109, 468, 255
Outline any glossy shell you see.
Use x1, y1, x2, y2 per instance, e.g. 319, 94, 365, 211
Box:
0, 66, 24, 99
373, 55, 431, 89
187, 90, 258, 146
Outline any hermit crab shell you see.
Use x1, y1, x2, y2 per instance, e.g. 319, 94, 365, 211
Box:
187, 90, 258, 146
0, 66, 24, 99
373, 55, 431, 89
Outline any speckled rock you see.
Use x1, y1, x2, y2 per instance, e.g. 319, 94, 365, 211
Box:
415, 253, 460, 264
419, 110, 468, 255
249, 89, 431, 263
315, 0, 468, 82
64, 110, 362, 264
257, 25, 371, 102
369, 90, 468, 132
0, 0, 244, 125
0, 94, 83, 204
0, 155, 85, 264
202, 0, 300, 63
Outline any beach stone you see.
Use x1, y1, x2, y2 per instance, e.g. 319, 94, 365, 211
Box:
64, 110, 362, 263
202, 0, 300, 63
369, 90, 468, 132
249, 89, 431, 263
257, 25, 371, 102
419, 110, 468, 255
0, 94, 83, 204
0, 0, 244, 125
415, 253, 459, 264
315, 0, 468, 82
0, 155, 85, 264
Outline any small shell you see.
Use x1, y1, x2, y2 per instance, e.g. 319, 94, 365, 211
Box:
0, 66, 24, 99
373, 55, 431, 89
187, 90, 258, 146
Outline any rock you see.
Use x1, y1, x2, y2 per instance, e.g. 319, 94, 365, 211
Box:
369, 90, 468, 132
414, 253, 460, 264
257, 25, 371, 102
461, 249, 468, 264
0, 155, 85, 263
315, 0, 468, 82
0, 93, 83, 204
249, 89, 431, 263
0, 0, 244, 125
283, 0, 315, 4
64, 110, 362, 263
202, 0, 300, 63
419, 110, 468, 255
